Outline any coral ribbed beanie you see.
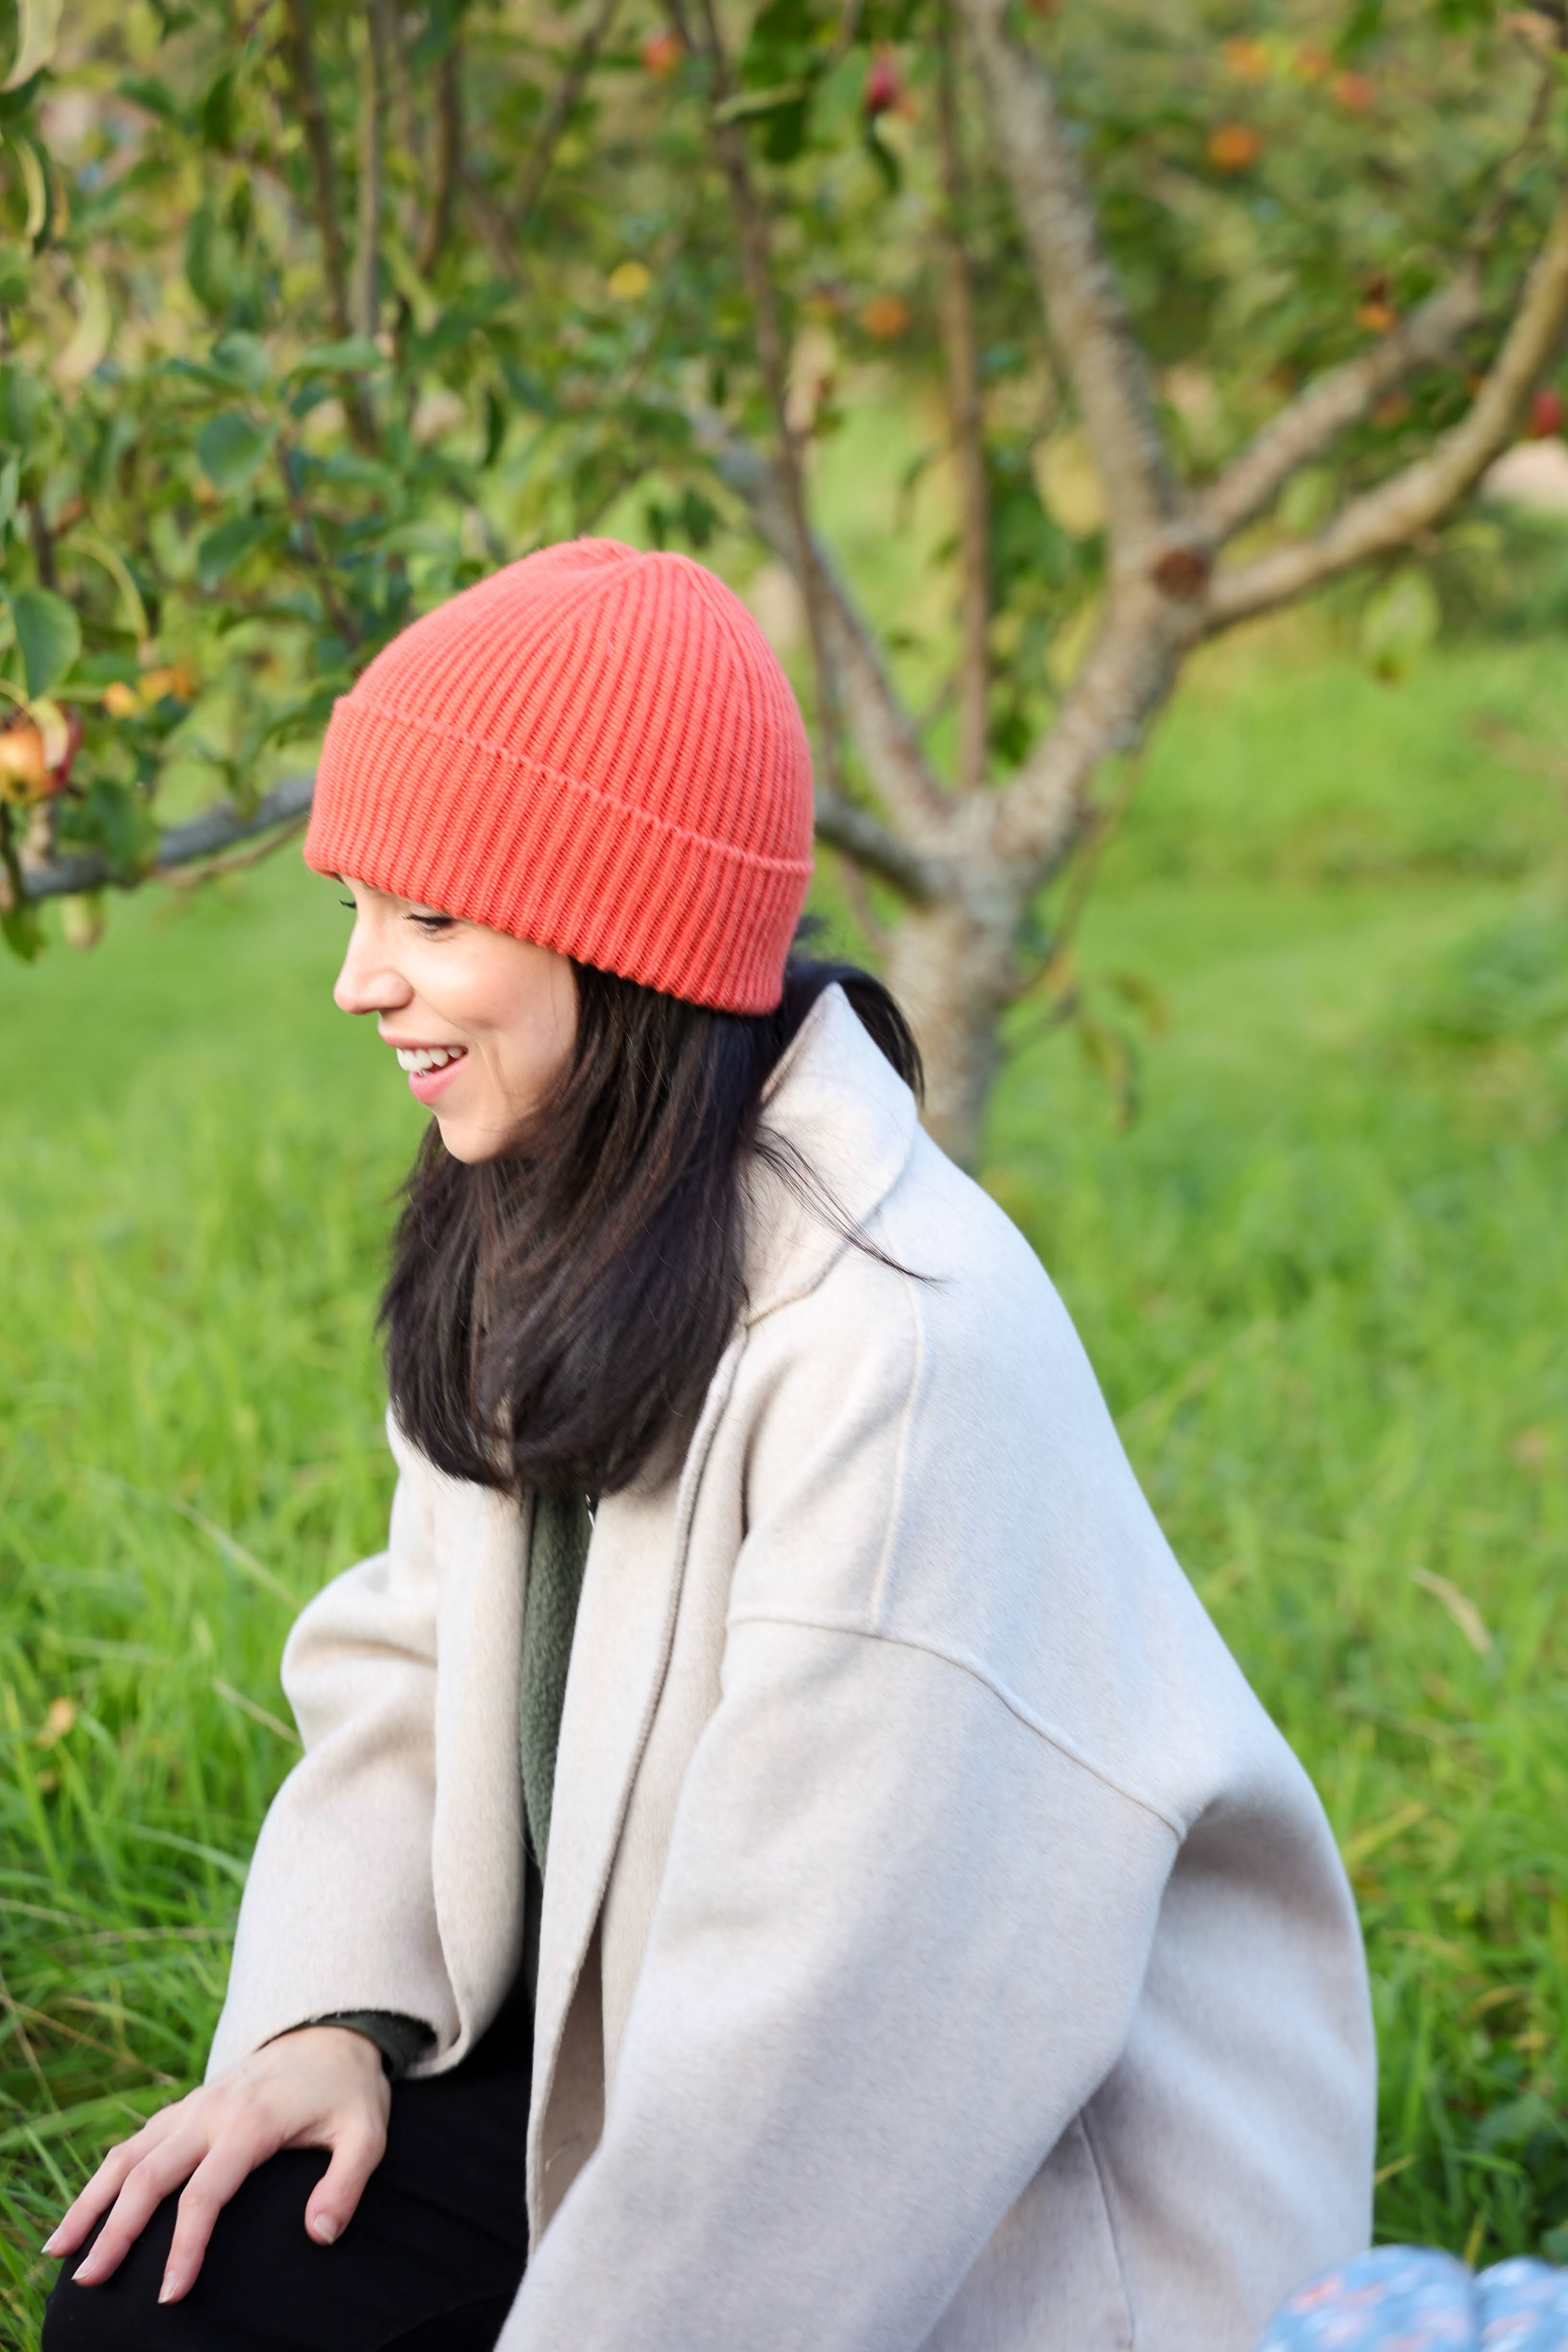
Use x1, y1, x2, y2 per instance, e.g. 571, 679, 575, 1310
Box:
304, 538, 815, 1013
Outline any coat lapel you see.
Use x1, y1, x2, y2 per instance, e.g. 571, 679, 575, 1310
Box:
430, 1472, 531, 2058
524, 985, 920, 2226
528, 1331, 745, 2226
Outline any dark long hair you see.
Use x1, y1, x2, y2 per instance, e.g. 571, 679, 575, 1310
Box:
381, 954, 921, 1499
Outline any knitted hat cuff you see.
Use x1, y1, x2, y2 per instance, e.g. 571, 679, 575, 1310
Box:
306, 694, 814, 1015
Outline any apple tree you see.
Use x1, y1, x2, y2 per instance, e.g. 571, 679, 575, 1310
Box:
6, 0, 1568, 1160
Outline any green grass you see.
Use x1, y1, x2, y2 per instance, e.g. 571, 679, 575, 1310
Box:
4, 630, 1568, 2343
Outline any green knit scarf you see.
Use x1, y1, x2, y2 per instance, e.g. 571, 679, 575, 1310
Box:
519, 1488, 594, 1873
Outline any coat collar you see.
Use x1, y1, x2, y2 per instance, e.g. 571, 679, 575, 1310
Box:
742, 981, 920, 1324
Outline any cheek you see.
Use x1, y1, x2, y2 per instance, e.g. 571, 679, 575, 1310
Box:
501, 1002, 575, 1101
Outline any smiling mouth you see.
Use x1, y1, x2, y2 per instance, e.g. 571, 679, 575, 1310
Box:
394, 1045, 468, 1075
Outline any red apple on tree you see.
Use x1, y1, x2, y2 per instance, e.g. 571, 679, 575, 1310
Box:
1529, 385, 1564, 439
640, 31, 682, 78
864, 54, 899, 118
0, 718, 52, 804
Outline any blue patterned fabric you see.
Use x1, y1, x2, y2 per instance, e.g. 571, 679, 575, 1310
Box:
1258, 2247, 1568, 2349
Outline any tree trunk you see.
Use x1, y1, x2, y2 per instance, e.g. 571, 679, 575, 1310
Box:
885, 886, 1020, 1170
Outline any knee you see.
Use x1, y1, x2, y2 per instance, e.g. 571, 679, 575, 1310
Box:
41, 2248, 168, 2352
42, 2273, 141, 2352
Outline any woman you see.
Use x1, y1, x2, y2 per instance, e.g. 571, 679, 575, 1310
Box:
44, 538, 1375, 2352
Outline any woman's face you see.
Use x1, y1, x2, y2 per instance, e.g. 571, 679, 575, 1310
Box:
333, 879, 579, 1162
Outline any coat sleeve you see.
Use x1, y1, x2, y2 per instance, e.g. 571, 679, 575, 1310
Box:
206, 1418, 459, 2078
500, 1279, 1185, 2352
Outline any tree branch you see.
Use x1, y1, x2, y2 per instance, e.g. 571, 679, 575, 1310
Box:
992, 578, 1190, 874
685, 0, 858, 810
958, 0, 1178, 555
460, 0, 622, 285
416, 36, 463, 279
280, 0, 352, 340
354, 0, 393, 341
279, 0, 376, 447
28, 497, 57, 590
514, 0, 621, 228
463, 167, 523, 284
693, 409, 950, 837
1207, 184, 1568, 630
277, 441, 360, 646
20, 775, 317, 904
814, 790, 946, 901
1198, 267, 1485, 546
386, 0, 421, 181
935, 0, 990, 794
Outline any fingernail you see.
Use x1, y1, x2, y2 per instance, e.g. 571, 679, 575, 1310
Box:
42, 2231, 61, 2255
73, 2262, 95, 2285
310, 2215, 339, 2246
158, 2275, 175, 2304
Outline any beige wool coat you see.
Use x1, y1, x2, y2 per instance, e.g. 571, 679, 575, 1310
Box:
210, 983, 1376, 2352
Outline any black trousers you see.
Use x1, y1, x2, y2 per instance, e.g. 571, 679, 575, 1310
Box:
42, 1987, 531, 2352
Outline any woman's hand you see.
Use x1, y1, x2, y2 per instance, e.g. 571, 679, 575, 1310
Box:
44, 2025, 391, 2304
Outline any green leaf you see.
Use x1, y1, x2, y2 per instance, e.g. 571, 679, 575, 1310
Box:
183, 205, 229, 318
3, 0, 64, 93
75, 649, 141, 687
862, 119, 899, 195
0, 360, 46, 449
9, 585, 80, 696
57, 773, 157, 870
0, 235, 27, 305
211, 331, 271, 391
1, 898, 44, 960
1360, 565, 1440, 684
1335, 0, 1385, 61
408, 0, 463, 72
159, 355, 247, 395
196, 411, 270, 494
289, 336, 383, 377
117, 73, 183, 120
195, 512, 274, 587
199, 65, 237, 151
712, 80, 810, 125
286, 376, 337, 421
303, 448, 393, 490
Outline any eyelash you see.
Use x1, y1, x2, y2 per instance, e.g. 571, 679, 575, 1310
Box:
338, 897, 452, 935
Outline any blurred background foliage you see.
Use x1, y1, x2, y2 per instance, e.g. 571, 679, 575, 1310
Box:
1, 0, 1567, 942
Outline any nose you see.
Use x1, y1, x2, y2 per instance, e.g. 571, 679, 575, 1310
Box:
333, 913, 413, 1018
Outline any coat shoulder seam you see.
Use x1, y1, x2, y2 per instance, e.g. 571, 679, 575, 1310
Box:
723, 1607, 1189, 1840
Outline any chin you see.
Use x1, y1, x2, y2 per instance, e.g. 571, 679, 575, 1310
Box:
433, 1116, 513, 1165
433, 1118, 484, 1164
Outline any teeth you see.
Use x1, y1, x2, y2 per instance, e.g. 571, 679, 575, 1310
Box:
395, 1046, 464, 1074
